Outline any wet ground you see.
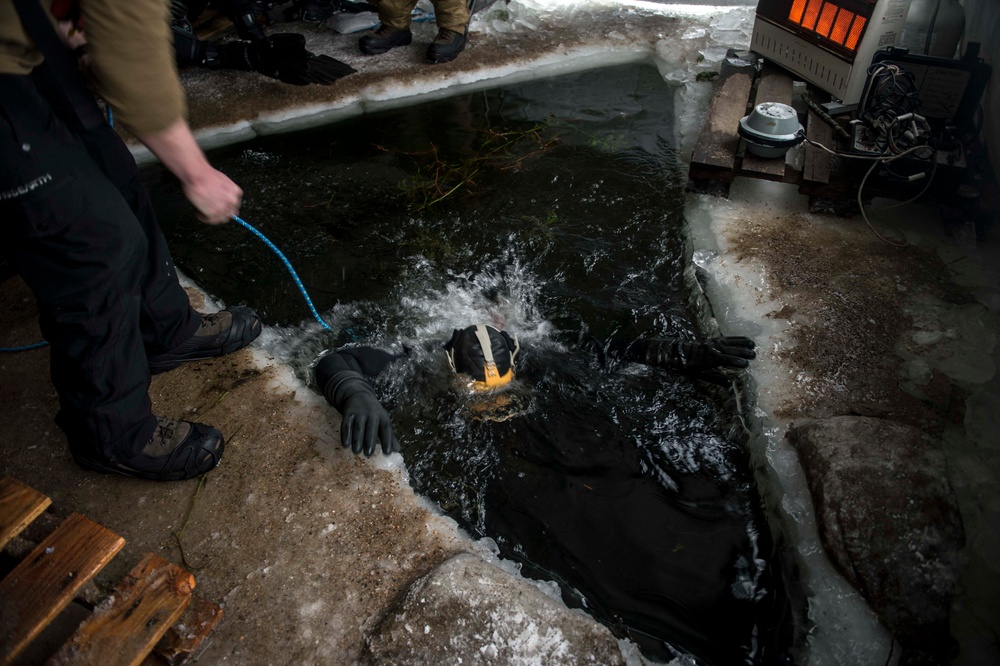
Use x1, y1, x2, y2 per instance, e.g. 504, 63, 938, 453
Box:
2, 1, 998, 664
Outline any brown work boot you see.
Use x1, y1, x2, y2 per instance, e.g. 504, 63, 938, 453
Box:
359, 25, 413, 55
426, 28, 466, 64
73, 417, 225, 481
148, 306, 262, 374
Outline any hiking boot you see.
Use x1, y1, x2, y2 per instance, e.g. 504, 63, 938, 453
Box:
301, 0, 335, 22
359, 25, 413, 55
426, 28, 466, 64
148, 306, 262, 374
73, 417, 225, 481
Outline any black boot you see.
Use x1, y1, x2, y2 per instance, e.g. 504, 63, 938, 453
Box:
73, 417, 225, 481
148, 306, 262, 374
426, 28, 466, 64
301, 0, 335, 22
359, 25, 413, 55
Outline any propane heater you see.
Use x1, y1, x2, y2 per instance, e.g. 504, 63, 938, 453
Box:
750, 0, 912, 104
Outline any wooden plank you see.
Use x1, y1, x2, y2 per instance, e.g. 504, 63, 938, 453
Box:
0, 476, 51, 550
755, 63, 794, 106
741, 65, 794, 179
689, 50, 758, 171
0, 513, 125, 665
47, 553, 195, 666
803, 106, 834, 184
149, 595, 224, 666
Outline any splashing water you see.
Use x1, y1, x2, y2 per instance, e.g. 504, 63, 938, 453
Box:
145, 63, 786, 664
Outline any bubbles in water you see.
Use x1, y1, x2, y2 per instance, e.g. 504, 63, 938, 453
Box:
239, 149, 279, 166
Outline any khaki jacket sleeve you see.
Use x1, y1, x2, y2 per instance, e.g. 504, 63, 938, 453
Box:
81, 0, 187, 136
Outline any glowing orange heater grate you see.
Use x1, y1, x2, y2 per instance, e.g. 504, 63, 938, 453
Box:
752, 0, 907, 103
787, 0, 868, 51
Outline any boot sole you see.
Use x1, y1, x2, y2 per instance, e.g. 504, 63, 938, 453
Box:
148, 309, 262, 374
73, 440, 224, 481
427, 38, 466, 64
360, 34, 413, 55
427, 52, 462, 64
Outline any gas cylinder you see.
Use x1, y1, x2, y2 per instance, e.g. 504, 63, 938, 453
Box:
898, 0, 966, 58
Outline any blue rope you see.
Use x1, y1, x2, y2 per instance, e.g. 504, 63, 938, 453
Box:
0, 341, 49, 352
232, 214, 332, 331
1, 214, 332, 352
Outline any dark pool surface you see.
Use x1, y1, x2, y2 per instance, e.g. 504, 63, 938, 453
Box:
145, 63, 788, 664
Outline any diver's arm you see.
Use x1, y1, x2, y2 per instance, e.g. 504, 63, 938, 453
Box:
339, 347, 403, 377
315, 348, 401, 457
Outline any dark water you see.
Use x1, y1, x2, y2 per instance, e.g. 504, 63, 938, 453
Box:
144, 64, 785, 665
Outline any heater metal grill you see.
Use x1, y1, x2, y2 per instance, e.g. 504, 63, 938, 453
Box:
751, 0, 911, 103
787, 0, 868, 53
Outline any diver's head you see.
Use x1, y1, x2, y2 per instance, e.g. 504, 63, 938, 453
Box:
444, 324, 519, 391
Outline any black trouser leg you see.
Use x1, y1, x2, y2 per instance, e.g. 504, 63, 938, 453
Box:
26, 64, 201, 355
77, 123, 201, 355
0, 75, 198, 461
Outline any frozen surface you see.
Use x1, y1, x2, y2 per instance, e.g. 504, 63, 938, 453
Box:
687, 177, 1000, 665
685, 180, 896, 664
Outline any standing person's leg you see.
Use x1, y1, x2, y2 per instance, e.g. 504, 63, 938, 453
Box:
426, 0, 470, 63
359, 0, 417, 54
61, 89, 261, 373
27, 62, 201, 355
76, 121, 203, 354
0, 75, 223, 480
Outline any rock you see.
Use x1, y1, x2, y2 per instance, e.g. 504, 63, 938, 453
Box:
788, 416, 964, 664
361, 552, 627, 666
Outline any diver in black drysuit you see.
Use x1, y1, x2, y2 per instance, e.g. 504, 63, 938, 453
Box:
169, 0, 356, 85
314, 324, 763, 663
315, 324, 756, 457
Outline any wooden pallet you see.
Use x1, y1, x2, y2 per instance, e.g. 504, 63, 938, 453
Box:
0, 476, 223, 666
687, 50, 995, 227
686, 49, 858, 213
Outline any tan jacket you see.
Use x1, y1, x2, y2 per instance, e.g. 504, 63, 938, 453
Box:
0, 0, 186, 135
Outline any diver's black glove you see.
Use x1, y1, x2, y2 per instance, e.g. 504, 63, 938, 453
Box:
324, 371, 400, 457
241, 33, 356, 85
644, 336, 757, 372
